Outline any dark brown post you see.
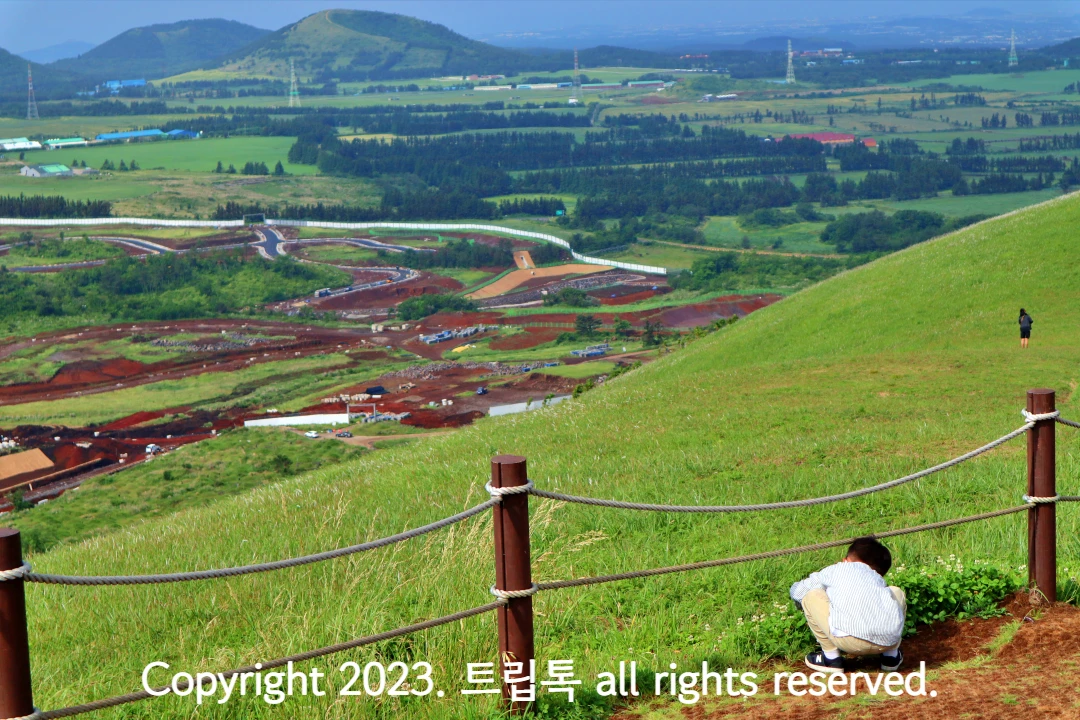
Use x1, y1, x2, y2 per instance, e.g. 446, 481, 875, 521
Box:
0, 528, 34, 718
492, 455, 534, 714
1026, 389, 1056, 603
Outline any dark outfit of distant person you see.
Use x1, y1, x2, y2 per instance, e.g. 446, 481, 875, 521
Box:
1019, 310, 1033, 349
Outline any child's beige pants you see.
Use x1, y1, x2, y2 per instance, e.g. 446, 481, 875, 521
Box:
800, 587, 906, 656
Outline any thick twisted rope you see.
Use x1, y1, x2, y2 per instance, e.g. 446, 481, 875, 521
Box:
534, 505, 1030, 591
484, 480, 534, 499
36, 601, 502, 720
490, 583, 539, 600
1022, 410, 1060, 423
1056, 416, 1080, 429
529, 423, 1034, 513
27, 500, 496, 586
1023, 495, 1060, 504
0, 562, 31, 582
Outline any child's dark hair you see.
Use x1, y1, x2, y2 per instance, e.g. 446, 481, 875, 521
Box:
847, 537, 892, 575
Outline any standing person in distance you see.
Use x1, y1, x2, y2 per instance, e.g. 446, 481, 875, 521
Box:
1019, 308, 1033, 349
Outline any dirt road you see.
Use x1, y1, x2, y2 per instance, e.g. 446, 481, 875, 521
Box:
468, 263, 612, 299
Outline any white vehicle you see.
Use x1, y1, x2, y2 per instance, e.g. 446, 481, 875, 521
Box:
304, 431, 320, 438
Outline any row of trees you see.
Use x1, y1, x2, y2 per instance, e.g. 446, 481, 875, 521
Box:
0, 195, 110, 218
820, 210, 988, 253
212, 161, 285, 175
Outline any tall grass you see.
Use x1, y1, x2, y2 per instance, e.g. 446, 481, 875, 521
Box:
22, 193, 1080, 718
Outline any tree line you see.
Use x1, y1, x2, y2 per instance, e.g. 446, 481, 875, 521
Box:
0, 195, 111, 218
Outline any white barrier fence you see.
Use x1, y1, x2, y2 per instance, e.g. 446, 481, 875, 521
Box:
0, 218, 668, 275
0, 217, 244, 228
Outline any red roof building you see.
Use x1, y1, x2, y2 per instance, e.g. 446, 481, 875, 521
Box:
785, 132, 858, 144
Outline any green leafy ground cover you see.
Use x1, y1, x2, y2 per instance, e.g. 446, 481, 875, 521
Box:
23, 191, 1080, 718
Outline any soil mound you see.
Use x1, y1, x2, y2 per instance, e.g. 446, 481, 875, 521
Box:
47, 358, 148, 387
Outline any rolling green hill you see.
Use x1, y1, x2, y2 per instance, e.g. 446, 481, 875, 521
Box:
21, 193, 1080, 717
51, 19, 270, 80
211, 9, 555, 81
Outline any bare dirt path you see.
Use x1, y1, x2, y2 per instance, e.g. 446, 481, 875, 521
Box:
615, 594, 1080, 720
468, 263, 613, 299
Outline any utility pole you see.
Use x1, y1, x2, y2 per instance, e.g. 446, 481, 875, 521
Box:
786, 40, 796, 84
289, 59, 301, 108
1008, 29, 1019, 68
26, 64, 38, 121
572, 48, 580, 104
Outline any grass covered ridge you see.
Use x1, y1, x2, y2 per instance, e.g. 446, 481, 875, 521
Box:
24, 193, 1080, 717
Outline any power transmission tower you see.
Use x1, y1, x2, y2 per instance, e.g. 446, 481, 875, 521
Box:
288, 59, 301, 108
786, 40, 796, 84
26, 64, 39, 121
1008, 29, 1019, 68
572, 48, 580, 103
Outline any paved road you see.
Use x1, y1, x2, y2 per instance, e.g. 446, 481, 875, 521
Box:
295, 237, 434, 254
252, 226, 286, 259
94, 236, 170, 255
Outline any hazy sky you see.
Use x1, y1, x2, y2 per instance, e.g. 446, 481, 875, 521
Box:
1, 0, 1076, 53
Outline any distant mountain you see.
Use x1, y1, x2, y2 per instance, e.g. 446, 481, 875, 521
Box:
0, 47, 85, 102
1041, 36, 1080, 56
51, 19, 270, 80
213, 9, 562, 82
19, 40, 95, 64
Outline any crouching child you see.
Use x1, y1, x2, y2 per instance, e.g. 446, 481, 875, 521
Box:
789, 537, 906, 673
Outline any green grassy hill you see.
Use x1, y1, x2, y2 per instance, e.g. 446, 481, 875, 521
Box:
51, 19, 270, 80
23, 193, 1080, 717
213, 9, 535, 81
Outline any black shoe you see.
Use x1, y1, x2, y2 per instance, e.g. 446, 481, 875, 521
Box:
880, 651, 903, 672
804, 650, 844, 673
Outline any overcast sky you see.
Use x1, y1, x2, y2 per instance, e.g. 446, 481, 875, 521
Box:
2, 0, 1076, 53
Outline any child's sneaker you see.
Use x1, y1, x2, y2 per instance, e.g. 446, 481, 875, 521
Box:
880, 651, 903, 672
804, 650, 844, 673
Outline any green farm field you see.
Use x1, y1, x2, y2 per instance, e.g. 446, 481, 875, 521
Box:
536, 360, 616, 378
22, 192, 1080, 718
19, 137, 312, 175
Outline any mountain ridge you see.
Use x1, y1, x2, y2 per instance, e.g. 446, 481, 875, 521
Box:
51, 18, 270, 80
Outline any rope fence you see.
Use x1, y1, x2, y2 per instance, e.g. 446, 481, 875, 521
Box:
0, 390, 1075, 718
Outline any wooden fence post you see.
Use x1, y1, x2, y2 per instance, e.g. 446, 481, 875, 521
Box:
491, 455, 534, 714
0, 528, 34, 719
1027, 389, 1056, 603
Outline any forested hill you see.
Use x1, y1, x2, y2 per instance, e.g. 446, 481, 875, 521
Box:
211, 9, 675, 82
0, 47, 84, 100
51, 19, 270, 80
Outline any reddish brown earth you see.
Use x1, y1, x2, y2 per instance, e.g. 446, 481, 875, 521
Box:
658, 295, 783, 327
313, 272, 464, 310
590, 286, 670, 305
615, 593, 1080, 720
0, 319, 371, 405
139, 232, 257, 250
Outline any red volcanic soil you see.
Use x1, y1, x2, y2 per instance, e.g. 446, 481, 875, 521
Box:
314, 272, 463, 310
661, 593, 1080, 720
489, 327, 562, 350
98, 410, 176, 431
657, 294, 782, 326
637, 94, 678, 105
589, 285, 671, 306
47, 358, 147, 387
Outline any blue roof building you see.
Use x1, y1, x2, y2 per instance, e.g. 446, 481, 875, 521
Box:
166, 129, 199, 139
95, 129, 166, 142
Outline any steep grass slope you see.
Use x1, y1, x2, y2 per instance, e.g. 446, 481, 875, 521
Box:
25, 193, 1080, 717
